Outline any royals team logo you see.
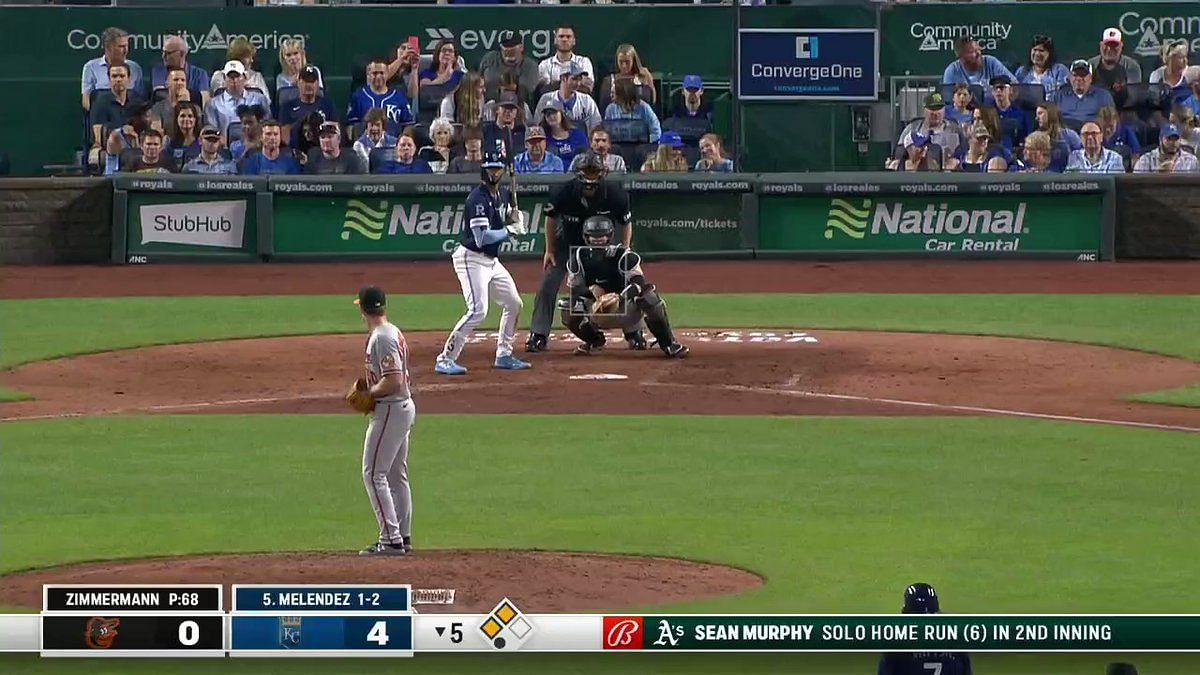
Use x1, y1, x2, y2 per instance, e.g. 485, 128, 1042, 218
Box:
602, 616, 644, 650
279, 616, 302, 649
84, 617, 120, 649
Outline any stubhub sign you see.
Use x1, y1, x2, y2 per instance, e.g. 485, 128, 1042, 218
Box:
140, 200, 247, 248
738, 29, 879, 101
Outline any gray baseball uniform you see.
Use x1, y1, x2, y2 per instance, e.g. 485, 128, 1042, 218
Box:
361, 322, 416, 545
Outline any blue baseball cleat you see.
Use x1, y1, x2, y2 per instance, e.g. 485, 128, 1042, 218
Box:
493, 355, 532, 370
434, 359, 468, 375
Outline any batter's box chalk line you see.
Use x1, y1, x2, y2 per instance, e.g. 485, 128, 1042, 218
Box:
465, 330, 819, 345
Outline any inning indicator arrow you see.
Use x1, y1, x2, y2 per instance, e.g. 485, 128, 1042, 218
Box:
435, 626, 446, 637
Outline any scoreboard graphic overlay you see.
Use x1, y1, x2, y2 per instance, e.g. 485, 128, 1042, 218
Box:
4, 587, 1200, 656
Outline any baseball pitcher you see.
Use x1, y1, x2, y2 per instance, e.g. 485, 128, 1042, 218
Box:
434, 151, 531, 375
346, 285, 416, 556
560, 215, 688, 358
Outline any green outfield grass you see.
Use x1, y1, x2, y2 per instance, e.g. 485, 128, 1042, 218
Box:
4, 415, 1198, 609
0, 387, 31, 402
1130, 384, 1200, 409
2, 294, 1198, 369
2, 414, 1199, 673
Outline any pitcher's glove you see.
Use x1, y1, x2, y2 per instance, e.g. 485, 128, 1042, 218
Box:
345, 378, 376, 414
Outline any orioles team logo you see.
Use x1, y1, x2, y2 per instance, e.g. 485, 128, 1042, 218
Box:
85, 617, 120, 649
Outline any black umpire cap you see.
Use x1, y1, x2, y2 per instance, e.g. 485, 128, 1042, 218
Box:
902, 583, 940, 614
355, 285, 386, 311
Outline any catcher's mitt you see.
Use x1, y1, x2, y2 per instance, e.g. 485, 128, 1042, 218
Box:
345, 378, 376, 414
593, 292, 621, 315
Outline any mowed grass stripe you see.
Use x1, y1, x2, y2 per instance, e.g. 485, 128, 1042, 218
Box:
1, 294, 1197, 369
3, 415, 1198, 616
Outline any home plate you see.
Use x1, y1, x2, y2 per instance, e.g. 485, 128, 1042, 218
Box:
569, 374, 629, 381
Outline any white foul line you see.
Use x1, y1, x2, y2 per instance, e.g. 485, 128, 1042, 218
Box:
0, 383, 509, 422
647, 383, 1200, 434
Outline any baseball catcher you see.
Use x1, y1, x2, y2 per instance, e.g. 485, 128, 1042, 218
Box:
558, 214, 688, 358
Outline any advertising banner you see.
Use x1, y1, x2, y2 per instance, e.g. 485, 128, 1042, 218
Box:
880, 2, 1193, 78
758, 193, 1102, 258
738, 29, 879, 100
272, 195, 547, 257
124, 192, 258, 261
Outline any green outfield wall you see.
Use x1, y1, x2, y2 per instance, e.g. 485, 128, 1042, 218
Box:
109, 173, 1114, 263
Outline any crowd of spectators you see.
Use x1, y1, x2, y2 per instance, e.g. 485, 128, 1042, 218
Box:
85, 24, 731, 177
893, 29, 1200, 174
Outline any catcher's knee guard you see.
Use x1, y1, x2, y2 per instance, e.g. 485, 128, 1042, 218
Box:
631, 284, 678, 349
558, 298, 605, 346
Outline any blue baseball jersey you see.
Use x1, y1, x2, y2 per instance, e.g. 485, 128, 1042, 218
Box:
346, 87, 415, 135
878, 652, 972, 675
460, 184, 513, 258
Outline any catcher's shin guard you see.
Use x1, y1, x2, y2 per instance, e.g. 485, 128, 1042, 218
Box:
634, 287, 677, 349
559, 298, 606, 346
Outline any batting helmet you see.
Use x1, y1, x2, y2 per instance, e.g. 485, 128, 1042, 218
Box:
902, 583, 940, 614
480, 152, 505, 185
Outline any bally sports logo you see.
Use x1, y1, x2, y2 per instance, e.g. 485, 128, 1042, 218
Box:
603, 616, 644, 650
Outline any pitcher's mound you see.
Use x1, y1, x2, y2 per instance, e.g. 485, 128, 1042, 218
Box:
0, 550, 762, 613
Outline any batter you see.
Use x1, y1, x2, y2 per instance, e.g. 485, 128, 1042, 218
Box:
354, 285, 416, 556
435, 152, 531, 375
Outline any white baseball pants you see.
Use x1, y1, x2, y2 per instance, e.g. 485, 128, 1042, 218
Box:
362, 398, 416, 544
438, 245, 523, 362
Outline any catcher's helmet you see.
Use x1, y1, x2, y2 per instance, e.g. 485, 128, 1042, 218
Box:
480, 152, 505, 185
582, 215, 615, 245
902, 583, 940, 614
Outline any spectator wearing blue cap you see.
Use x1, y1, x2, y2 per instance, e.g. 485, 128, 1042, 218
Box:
1066, 122, 1125, 173
1134, 123, 1199, 172
513, 126, 565, 174
942, 36, 1015, 87
1053, 60, 1115, 124
663, 75, 714, 147
640, 131, 687, 172
534, 62, 602, 132
695, 133, 734, 172
988, 76, 1030, 151
604, 79, 662, 144
887, 132, 940, 172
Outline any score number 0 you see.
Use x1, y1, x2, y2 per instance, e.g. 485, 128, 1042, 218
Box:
178, 620, 200, 646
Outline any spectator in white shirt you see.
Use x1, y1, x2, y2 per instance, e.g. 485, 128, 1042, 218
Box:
538, 24, 595, 95
210, 37, 271, 111
205, 60, 270, 141
1148, 42, 1200, 90
534, 62, 601, 132
1066, 122, 1126, 173
1134, 123, 1200, 173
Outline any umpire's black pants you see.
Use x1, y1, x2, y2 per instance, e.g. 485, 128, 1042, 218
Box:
530, 244, 568, 338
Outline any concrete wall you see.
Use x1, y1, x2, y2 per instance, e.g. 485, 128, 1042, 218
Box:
0, 178, 111, 264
